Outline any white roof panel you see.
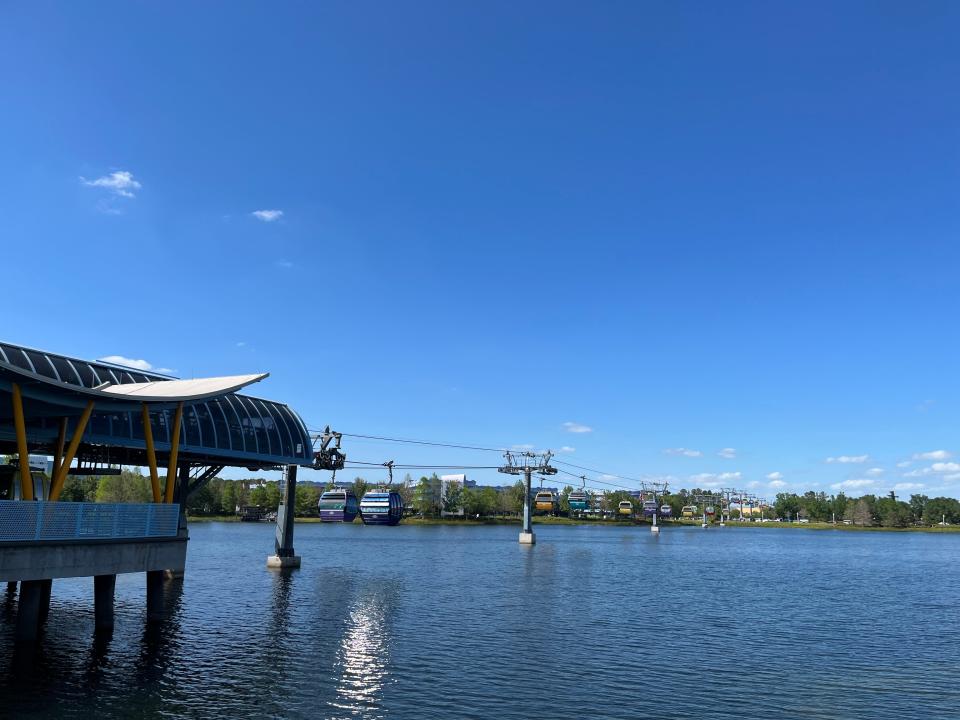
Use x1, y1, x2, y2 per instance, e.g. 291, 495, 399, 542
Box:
97, 373, 268, 401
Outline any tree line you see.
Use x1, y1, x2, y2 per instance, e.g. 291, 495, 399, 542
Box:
12, 462, 960, 526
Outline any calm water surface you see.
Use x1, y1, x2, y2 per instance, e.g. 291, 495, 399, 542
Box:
1, 523, 958, 719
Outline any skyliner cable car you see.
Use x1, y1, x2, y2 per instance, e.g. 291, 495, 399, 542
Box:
568, 476, 589, 514
681, 505, 697, 518
618, 500, 634, 517
642, 499, 658, 518
359, 460, 404, 526
659, 504, 673, 519
318, 486, 359, 523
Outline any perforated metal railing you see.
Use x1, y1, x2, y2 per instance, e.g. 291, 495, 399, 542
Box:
0, 501, 180, 542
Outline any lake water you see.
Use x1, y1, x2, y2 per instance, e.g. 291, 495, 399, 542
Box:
1, 522, 958, 719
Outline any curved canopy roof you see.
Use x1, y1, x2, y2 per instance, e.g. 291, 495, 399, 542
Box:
0, 341, 314, 469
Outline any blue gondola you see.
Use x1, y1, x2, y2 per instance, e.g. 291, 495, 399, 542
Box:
360, 490, 404, 525
318, 487, 359, 523
568, 490, 589, 512
659, 504, 673, 519
642, 499, 658, 518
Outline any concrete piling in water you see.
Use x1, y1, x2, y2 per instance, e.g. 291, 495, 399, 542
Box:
94, 574, 116, 632
15, 579, 42, 643
146, 570, 165, 622
267, 465, 302, 569
37, 578, 52, 624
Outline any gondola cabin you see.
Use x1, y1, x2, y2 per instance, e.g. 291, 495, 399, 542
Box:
534, 491, 559, 515
359, 490, 404, 525
681, 505, 697, 518
568, 490, 589, 512
705, 505, 716, 517
618, 500, 634, 517
318, 487, 359, 523
659, 504, 673, 519
642, 499, 658, 517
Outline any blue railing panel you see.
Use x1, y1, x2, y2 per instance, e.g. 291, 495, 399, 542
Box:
0, 501, 180, 542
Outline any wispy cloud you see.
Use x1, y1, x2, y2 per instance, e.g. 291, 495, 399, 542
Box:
826, 455, 869, 464
832, 478, 876, 490
717, 448, 737, 459
563, 422, 592, 434
894, 482, 925, 492
902, 462, 960, 482
511, 444, 535, 451
236, 341, 247, 347
252, 209, 283, 222
768, 479, 787, 488
664, 447, 702, 458
864, 467, 884, 477
766, 471, 783, 481
98, 354, 173, 375
275, 259, 294, 269
689, 471, 741, 488
80, 170, 142, 198
912, 450, 951, 461
558, 446, 576, 453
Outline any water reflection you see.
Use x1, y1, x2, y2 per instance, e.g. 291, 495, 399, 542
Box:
330, 582, 400, 718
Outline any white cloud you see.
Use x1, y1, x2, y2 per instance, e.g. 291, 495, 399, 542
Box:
563, 422, 592, 434
766, 471, 783, 481
894, 482, 925, 491
826, 455, 869, 464
688, 471, 741, 488
904, 462, 960, 479
747, 480, 760, 488
896, 460, 912, 468
832, 478, 876, 490
768, 479, 787, 488
98, 355, 173, 374
558, 446, 575, 453
80, 170, 142, 198
275, 259, 294, 269
913, 450, 951, 461
865, 467, 884, 477
664, 447, 702, 458
717, 448, 737, 459
511, 444, 535, 451
252, 209, 283, 222
932, 462, 960, 473
236, 341, 247, 347
599, 474, 619, 481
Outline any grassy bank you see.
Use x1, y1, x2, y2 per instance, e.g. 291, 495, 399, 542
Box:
186, 515, 960, 532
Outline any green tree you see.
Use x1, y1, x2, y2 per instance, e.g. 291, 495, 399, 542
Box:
774, 493, 802, 521
60, 476, 99, 502
95, 469, 152, 503
249, 484, 267, 507
909, 494, 929, 523
352, 477, 369, 503
559, 485, 573, 515
295, 484, 320, 516
221, 481, 238, 515
264, 481, 281, 510
443, 481, 463, 515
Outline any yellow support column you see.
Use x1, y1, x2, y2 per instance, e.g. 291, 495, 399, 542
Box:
164, 402, 184, 503
142, 403, 161, 503
51, 417, 67, 480
49, 400, 95, 501
11, 383, 33, 501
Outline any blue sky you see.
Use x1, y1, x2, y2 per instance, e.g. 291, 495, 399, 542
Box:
1, 2, 959, 497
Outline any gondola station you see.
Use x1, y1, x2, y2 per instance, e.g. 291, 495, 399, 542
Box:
0, 340, 334, 643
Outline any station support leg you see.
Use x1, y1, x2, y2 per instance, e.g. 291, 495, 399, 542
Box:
146, 570, 165, 622
94, 574, 116, 632
519, 470, 535, 545
15, 580, 43, 643
6, 581, 16, 598
267, 464, 301, 569
37, 579, 52, 624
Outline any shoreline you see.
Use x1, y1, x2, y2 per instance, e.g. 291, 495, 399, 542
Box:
186, 516, 960, 532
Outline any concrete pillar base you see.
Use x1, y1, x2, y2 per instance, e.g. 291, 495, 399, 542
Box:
146, 570, 165, 622
15, 580, 42, 643
650, 525, 660, 534
267, 555, 301, 569
701, 523, 708, 528
518, 531, 536, 545
163, 569, 185, 580
94, 574, 116, 632
38, 578, 52, 624
6, 581, 16, 597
